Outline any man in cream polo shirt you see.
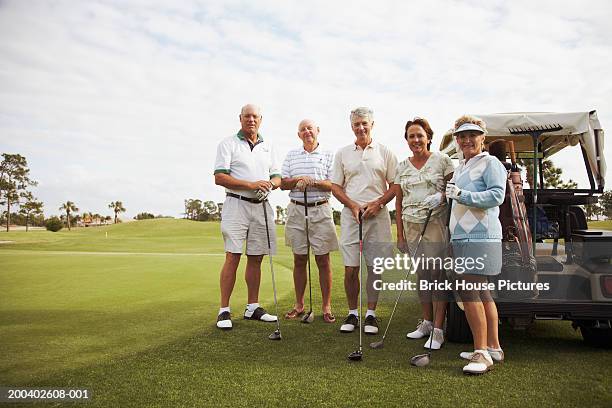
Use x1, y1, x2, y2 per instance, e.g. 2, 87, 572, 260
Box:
281, 119, 339, 323
331, 107, 398, 335
213, 104, 281, 330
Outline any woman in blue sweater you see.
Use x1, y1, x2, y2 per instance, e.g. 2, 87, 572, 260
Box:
445, 115, 507, 375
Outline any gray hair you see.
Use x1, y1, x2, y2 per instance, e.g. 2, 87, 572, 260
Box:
350, 107, 374, 124
240, 104, 262, 117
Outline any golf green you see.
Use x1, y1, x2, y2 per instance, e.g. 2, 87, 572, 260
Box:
1, 219, 610, 407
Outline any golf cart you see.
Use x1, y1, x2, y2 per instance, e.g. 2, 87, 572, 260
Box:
439, 111, 612, 346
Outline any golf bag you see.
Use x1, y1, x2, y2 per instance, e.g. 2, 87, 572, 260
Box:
490, 140, 538, 300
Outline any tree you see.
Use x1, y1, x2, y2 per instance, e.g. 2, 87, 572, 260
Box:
0, 153, 37, 231
19, 192, 43, 231
584, 203, 602, 221
108, 201, 126, 224
45, 216, 63, 232
599, 190, 612, 219
184, 199, 203, 220
518, 158, 578, 189
201, 201, 218, 221
59, 201, 78, 230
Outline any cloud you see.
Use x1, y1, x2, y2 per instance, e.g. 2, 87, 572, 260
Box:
1, 0, 611, 218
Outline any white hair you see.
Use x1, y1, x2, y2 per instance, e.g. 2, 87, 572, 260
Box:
350, 107, 374, 124
240, 104, 261, 116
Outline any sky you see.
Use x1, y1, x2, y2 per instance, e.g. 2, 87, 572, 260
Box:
1, 0, 611, 219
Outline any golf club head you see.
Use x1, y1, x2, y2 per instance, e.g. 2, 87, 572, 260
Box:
369, 340, 384, 349
347, 350, 363, 361
410, 353, 431, 367
301, 311, 314, 324
268, 330, 282, 341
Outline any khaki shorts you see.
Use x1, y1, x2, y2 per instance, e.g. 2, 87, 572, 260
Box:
339, 206, 393, 267
285, 202, 339, 255
402, 212, 449, 259
220, 196, 277, 255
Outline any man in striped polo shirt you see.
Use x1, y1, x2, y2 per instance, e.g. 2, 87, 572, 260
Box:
213, 104, 281, 330
281, 119, 339, 323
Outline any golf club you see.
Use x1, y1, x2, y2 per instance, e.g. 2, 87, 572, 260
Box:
370, 209, 433, 349
301, 188, 315, 324
262, 200, 282, 341
410, 194, 453, 366
410, 299, 437, 367
348, 211, 364, 361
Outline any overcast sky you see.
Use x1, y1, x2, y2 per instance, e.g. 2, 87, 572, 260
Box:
1, 0, 611, 219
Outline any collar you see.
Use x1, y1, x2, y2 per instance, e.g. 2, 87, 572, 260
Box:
237, 129, 263, 143
301, 143, 320, 154
354, 139, 376, 151
459, 151, 488, 166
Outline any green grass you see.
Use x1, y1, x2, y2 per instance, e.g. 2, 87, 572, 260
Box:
1, 219, 611, 407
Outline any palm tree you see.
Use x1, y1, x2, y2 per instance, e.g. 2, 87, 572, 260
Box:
108, 201, 126, 224
59, 201, 78, 230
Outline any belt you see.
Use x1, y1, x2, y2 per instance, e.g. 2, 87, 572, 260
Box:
291, 199, 328, 208
226, 193, 266, 204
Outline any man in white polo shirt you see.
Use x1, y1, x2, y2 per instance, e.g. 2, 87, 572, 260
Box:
281, 119, 339, 323
331, 107, 398, 335
213, 104, 281, 330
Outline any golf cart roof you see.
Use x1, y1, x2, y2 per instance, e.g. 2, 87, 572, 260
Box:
439, 111, 606, 190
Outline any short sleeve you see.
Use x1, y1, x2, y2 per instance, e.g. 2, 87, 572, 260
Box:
269, 145, 281, 179
281, 151, 292, 179
385, 148, 398, 184
441, 153, 454, 177
214, 138, 232, 175
394, 162, 404, 185
330, 149, 345, 186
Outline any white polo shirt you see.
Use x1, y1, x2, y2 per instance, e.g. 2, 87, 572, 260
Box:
281, 144, 334, 203
214, 130, 281, 199
331, 140, 398, 205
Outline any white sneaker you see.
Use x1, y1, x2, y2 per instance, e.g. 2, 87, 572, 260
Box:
407, 319, 433, 339
463, 350, 494, 375
460, 348, 504, 363
423, 328, 444, 350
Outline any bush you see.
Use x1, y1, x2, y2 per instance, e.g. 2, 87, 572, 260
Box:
134, 212, 155, 220
45, 216, 63, 232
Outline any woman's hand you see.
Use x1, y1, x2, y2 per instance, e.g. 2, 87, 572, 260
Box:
422, 192, 443, 209
445, 184, 462, 200
397, 237, 409, 254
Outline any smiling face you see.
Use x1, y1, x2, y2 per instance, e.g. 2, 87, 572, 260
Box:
406, 124, 430, 155
455, 130, 485, 160
351, 115, 373, 144
239, 104, 262, 137
297, 119, 319, 146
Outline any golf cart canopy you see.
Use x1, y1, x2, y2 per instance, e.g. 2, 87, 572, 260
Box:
439, 111, 606, 191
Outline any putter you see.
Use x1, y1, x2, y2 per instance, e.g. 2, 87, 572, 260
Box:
348, 211, 364, 361
301, 189, 315, 324
410, 195, 453, 366
410, 298, 437, 367
370, 209, 433, 349
262, 200, 282, 341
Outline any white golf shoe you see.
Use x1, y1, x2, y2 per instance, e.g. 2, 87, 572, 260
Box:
407, 319, 433, 339
460, 348, 504, 363
423, 328, 444, 350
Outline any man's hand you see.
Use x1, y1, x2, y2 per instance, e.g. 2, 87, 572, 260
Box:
361, 200, 382, 219
251, 180, 273, 192
295, 176, 316, 191
349, 203, 362, 223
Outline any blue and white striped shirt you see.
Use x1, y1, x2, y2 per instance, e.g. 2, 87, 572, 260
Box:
281, 144, 334, 203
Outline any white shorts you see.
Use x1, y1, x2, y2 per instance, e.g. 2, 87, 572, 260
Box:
220, 196, 277, 255
284, 201, 339, 255
339, 206, 393, 267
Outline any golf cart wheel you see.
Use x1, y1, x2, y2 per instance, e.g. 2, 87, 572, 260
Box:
446, 302, 473, 343
579, 325, 612, 348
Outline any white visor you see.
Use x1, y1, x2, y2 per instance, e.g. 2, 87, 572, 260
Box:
454, 123, 485, 135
